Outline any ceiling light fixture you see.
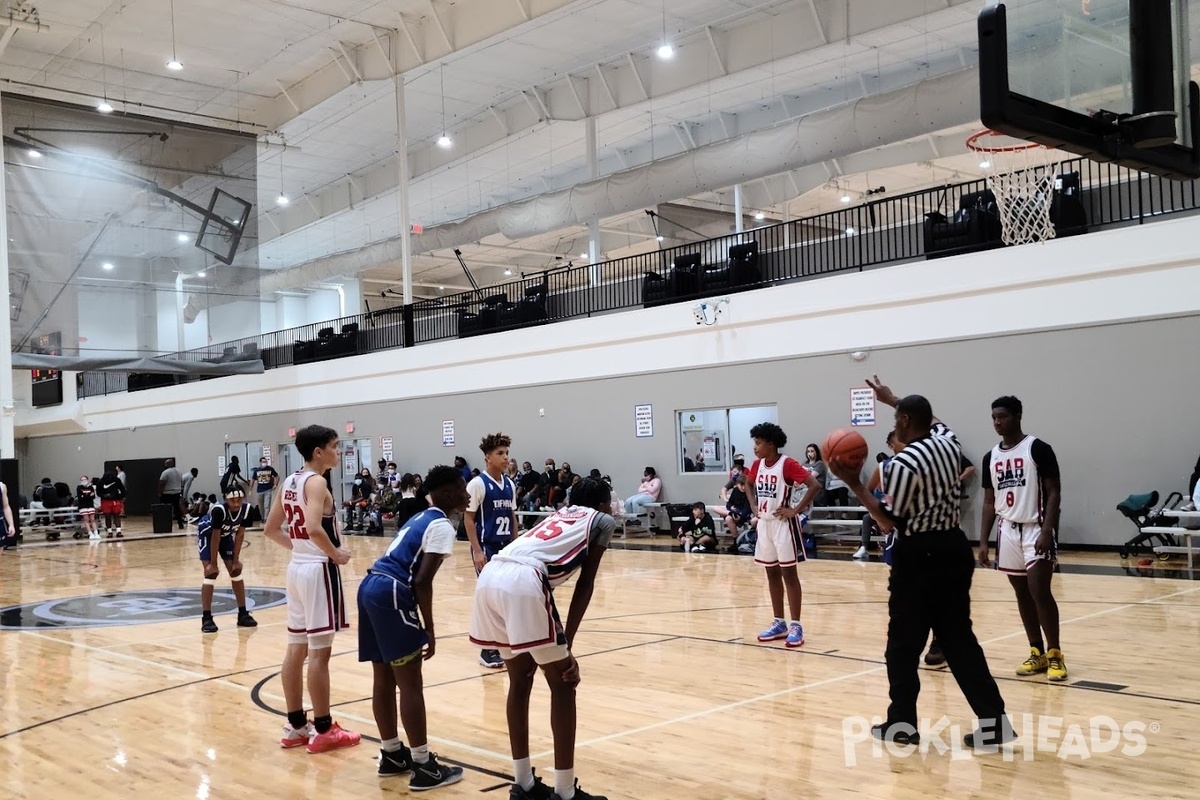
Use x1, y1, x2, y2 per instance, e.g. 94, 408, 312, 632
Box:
197, 271, 206, 278
97, 100, 114, 113
979, 159, 992, 169
102, 262, 114, 270
845, 226, 857, 236
166, 0, 182, 70
840, 193, 851, 204
276, 193, 290, 206
754, 211, 765, 221
580, 252, 588, 259
437, 64, 452, 149
657, 0, 674, 59
27, 149, 41, 158
503, 269, 513, 276
177, 233, 189, 243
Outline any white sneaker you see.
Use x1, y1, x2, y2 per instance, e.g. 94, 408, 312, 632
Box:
852, 546, 869, 560
88, 531, 101, 540
280, 723, 315, 748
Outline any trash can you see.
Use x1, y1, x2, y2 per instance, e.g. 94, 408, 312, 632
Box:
150, 503, 173, 534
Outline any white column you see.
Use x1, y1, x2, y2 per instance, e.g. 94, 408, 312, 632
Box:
394, 34, 414, 305
585, 116, 601, 285
782, 202, 791, 248
733, 184, 745, 233
0, 94, 15, 457
174, 273, 186, 353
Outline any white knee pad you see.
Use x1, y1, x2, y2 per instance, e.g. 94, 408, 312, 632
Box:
230, 575, 244, 583
287, 631, 309, 646
202, 577, 217, 586
307, 632, 335, 650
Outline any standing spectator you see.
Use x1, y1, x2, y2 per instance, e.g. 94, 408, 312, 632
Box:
0, 480, 14, 551
77, 475, 99, 540
181, 468, 198, 514
115, 465, 127, 495
99, 470, 127, 538
159, 459, 186, 530
251, 457, 280, 520
623, 466, 662, 521
221, 455, 249, 494
830, 375, 1011, 748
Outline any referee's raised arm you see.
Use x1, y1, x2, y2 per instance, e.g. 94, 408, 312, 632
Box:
827, 376, 1012, 750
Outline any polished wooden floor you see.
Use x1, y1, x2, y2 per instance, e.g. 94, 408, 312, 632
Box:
1, 522, 1198, 800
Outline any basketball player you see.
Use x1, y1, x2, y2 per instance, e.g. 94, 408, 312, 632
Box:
0, 480, 13, 551
98, 469, 126, 538
197, 484, 257, 633
978, 396, 1066, 681
747, 422, 823, 648
358, 465, 466, 790
263, 424, 360, 754
469, 477, 615, 800
464, 432, 519, 669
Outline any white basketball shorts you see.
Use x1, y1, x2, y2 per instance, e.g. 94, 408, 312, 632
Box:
754, 516, 806, 568
286, 559, 345, 647
469, 559, 568, 664
997, 518, 1055, 574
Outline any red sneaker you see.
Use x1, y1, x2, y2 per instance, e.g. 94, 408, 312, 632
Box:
306, 722, 361, 754
280, 723, 313, 749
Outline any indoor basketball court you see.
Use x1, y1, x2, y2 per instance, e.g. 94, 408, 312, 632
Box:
3, 0, 1200, 798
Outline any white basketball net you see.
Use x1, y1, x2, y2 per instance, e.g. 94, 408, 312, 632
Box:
972, 135, 1063, 246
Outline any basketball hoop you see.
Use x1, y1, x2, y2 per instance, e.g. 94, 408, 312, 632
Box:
966, 129, 1063, 246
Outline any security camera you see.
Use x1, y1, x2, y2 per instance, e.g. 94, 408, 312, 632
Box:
693, 306, 705, 325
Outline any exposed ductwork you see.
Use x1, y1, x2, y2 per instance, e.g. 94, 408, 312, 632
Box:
255, 68, 981, 295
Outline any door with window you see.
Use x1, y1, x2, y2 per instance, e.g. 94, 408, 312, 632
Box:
338, 438, 373, 507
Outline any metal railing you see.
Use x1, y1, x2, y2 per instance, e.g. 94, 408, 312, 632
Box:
77, 157, 1200, 398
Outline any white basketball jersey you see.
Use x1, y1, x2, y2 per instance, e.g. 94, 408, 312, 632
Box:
502, 506, 600, 587
281, 469, 338, 563
751, 455, 801, 517
989, 436, 1043, 524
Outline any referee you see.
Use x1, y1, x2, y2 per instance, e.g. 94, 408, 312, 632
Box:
828, 375, 1011, 749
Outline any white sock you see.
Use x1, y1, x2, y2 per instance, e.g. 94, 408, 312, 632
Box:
774, 617, 784, 624
790, 619, 800, 627
412, 744, 429, 764
513, 757, 534, 790
382, 736, 403, 752
554, 768, 575, 800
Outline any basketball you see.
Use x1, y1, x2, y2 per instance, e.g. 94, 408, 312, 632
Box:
823, 429, 869, 471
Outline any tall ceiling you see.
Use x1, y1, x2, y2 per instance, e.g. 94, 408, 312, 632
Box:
2, 0, 1196, 305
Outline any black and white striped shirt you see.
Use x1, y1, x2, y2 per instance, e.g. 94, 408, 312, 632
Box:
881, 422, 963, 534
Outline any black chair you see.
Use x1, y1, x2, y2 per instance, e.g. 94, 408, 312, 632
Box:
642, 271, 671, 308
701, 241, 762, 291
1050, 171, 1088, 236
334, 323, 360, 357
923, 189, 1003, 258
514, 281, 549, 325
293, 340, 316, 365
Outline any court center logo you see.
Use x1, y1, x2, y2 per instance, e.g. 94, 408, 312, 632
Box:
0, 588, 287, 629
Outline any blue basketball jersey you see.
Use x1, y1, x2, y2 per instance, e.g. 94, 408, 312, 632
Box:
198, 502, 249, 540
368, 508, 455, 589
470, 473, 517, 543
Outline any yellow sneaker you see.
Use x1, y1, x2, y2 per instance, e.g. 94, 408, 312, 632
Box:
1046, 649, 1068, 682
1016, 646, 1049, 676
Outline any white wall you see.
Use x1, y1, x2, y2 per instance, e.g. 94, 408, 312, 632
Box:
207, 299, 260, 344
156, 290, 182, 353
275, 295, 307, 330
78, 289, 138, 357
307, 288, 341, 322
182, 309, 209, 351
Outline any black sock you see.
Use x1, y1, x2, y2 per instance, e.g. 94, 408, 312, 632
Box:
314, 714, 333, 734
238, 606, 247, 614
287, 710, 308, 729
201, 611, 213, 620
1032, 639, 1045, 653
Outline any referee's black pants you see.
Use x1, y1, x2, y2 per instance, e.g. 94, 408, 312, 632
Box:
885, 528, 1007, 730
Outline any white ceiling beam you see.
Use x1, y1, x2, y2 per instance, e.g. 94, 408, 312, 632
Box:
598, 226, 658, 241
566, 76, 588, 117
335, 41, 364, 83
704, 27, 726, 76
274, 79, 301, 115
487, 105, 508, 135
514, 0, 531, 21
594, 64, 617, 110
806, 0, 829, 45
426, 0, 454, 52
625, 53, 649, 101
397, 13, 425, 64
0, 26, 19, 59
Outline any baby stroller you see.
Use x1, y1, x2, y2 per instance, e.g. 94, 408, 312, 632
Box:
1117, 491, 1182, 559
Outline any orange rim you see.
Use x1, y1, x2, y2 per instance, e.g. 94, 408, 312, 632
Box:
965, 129, 1044, 153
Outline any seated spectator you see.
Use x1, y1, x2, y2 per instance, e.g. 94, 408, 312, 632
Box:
677, 502, 717, 552
31, 478, 61, 524
603, 476, 623, 518
624, 466, 662, 522
564, 473, 584, 506
453, 456, 472, 482
723, 474, 755, 539
854, 432, 899, 560
804, 444, 829, 501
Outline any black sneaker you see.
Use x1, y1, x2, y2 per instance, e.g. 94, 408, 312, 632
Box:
871, 721, 920, 745
923, 642, 946, 667
237, 611, 258, 628
551, 780, 607, 800
510, 771, 553, 800
963, 718, 1016, 750
479, 649, 505, 669
201, 617, 218, 633
378, 745, 413, 776
409, 754, 464, 792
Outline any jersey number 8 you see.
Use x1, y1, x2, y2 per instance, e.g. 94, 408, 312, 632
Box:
1005, 490, 1015, 508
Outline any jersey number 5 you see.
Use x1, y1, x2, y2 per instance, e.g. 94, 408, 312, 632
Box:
283, 505, 309, 540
